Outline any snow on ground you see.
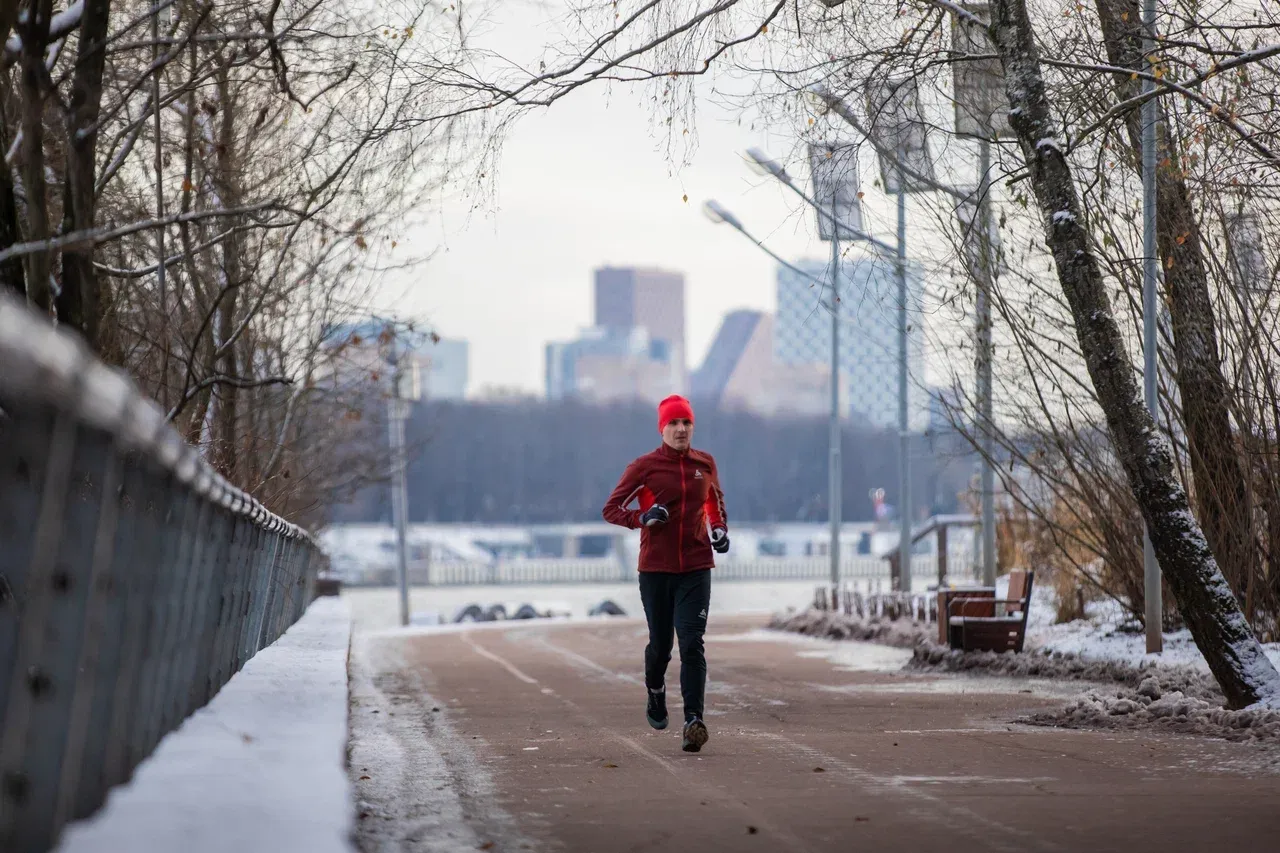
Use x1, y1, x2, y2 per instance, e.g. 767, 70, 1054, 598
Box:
57, 597, 353, 853
1019, 587, 1280, 675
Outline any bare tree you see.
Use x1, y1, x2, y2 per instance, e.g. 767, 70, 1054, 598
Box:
0, 0, 478, 519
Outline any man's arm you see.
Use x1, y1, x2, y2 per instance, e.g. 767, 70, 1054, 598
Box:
603, 459, 647, 529
705, 459, 729, 553
704, 458, 727, 532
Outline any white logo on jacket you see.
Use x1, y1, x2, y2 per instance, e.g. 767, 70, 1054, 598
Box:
694, 470, 704, 479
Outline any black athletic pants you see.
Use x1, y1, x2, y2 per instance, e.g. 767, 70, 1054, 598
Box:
638, 569, 711, 720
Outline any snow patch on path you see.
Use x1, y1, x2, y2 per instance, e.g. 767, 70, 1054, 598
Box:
57, 597, 354, 853
348, 635, 532, 853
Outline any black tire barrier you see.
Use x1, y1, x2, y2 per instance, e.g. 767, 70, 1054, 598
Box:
453, 603, 485, 623
588, 600, 626, 617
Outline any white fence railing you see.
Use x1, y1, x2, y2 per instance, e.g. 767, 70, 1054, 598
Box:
344, 553, 977, 588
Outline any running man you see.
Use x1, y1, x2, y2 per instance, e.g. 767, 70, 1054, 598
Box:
602, 394, 729, 753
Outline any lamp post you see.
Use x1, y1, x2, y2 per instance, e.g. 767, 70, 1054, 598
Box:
704, 194, 843, 594
863, 74, 936, 594
739, 146, 916, 594
384, 325, 421, 627
743, 147, 865, 595
1140, 0, 1163, 654
950, 4, 1013, 587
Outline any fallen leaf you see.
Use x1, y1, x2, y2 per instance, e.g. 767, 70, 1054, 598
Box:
603, 762, 618, 768
747, 826, 759, 834
479, 844, 495, 851
813, 767, 825, 773
359, 775, 371, 781
855, 816, 870, 822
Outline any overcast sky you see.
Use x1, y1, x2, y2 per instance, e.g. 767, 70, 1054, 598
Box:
372, 2, 922, 396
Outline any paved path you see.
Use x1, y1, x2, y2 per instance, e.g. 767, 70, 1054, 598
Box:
350, 616, 1280, 853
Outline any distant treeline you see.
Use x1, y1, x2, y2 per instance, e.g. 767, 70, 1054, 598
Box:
329, 399, 979, 525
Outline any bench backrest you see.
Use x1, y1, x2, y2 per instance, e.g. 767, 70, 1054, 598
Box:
1006, 569, 1032, 616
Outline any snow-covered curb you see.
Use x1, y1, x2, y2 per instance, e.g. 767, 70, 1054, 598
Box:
1024, 677, 1280, 742
57, 597, 354, 853
767, 609, 934, 649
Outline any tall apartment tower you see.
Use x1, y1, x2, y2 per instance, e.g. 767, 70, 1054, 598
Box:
775, 257, 927, 430
594, 266, 687, 394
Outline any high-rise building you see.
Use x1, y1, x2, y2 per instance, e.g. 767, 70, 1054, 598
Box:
421, 338, 469, 400
594, 266, 686, 393
775, 257, 927, 430
543, 266, 688, 403
691, 310, 836, 418
690, 310, 765, 407
319, 320, 469, 400
545, 326, 673, 404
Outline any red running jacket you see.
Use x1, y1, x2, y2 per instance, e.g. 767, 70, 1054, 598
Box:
602, 443, 727, 573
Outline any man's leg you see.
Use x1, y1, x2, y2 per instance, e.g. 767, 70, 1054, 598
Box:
638, 571, 675, 694
673, 570, 712, 721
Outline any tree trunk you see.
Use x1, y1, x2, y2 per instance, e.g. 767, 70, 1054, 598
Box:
58, 0, 112, 351
986, 0, 1280, 708
213, 66, 242, 483
0, 1, 23, 296
0, 94, 25, 297
18, 0, 53, 314
1093, 0, 1256, 618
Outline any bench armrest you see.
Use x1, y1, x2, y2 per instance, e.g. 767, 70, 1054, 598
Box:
947, 597, 1027, 614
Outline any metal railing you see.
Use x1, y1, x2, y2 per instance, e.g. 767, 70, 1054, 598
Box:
0, 295, 324, 853
341, 553, 977, 588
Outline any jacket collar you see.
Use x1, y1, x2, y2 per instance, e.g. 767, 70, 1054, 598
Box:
657, 442, 689, 459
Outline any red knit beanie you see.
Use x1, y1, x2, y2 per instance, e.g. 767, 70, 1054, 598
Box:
657, 395, 694, 432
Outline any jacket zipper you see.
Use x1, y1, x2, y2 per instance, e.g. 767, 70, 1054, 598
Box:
678, 455, 686, 572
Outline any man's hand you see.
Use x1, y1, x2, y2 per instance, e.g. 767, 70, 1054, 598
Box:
640, 505, 670, 528
711, 526, 730, 554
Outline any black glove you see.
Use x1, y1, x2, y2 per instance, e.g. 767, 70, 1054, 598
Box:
640, 505, 669, 528
711, 526, 730, 554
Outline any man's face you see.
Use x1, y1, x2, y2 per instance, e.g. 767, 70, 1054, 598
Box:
662, 418, 693, 452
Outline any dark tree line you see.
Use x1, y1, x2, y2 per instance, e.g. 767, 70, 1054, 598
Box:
329, 399, 978, 526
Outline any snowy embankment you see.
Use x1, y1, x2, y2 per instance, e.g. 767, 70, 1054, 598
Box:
772, 580, 1280, 738
57, 597, 354, 853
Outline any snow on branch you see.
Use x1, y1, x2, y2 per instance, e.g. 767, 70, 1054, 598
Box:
3, 1, 84, 66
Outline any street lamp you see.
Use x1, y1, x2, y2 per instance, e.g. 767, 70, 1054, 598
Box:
951, 3, 1013, 589
863, 74, 937, 593
382, 323, 422, 627
1140, 0, 1163, 653
741, 145, 882, 599
703, 201, 828, 291
703, 192, 855, 597
743, 148, 895, 255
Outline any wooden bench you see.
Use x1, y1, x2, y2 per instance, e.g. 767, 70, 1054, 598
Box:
946, 569, 1035, 653
935, 587, 995, 645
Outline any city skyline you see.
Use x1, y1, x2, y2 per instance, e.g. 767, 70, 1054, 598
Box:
431, 255, 934, 412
